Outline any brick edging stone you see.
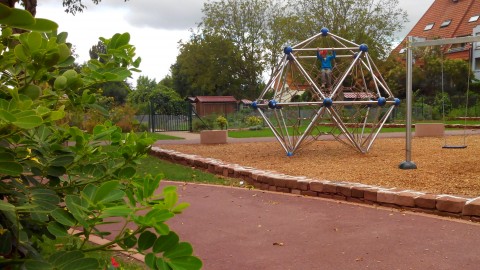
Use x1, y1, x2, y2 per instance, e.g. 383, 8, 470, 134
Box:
150, 146, 480, 222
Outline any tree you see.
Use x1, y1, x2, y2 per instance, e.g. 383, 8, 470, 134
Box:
171, 33, 245, 98
0, 6, 201, 270
0, 0, 129, 16
129, 76, 184, 115
89, 41, 107, 62
289, 0, 408, 60
199, 0, 284, 98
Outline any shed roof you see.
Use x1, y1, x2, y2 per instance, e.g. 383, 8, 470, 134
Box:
194, 96, 238, 103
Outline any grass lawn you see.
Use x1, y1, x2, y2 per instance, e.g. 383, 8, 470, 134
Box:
137, 154, 240, 186
228, 126, 407, 138
140, 132, 183, 141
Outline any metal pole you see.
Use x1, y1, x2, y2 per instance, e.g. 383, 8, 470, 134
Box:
399, 36, 417, 169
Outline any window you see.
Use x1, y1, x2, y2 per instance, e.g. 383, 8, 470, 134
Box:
475, 57, 480, 71
476, 33, 480, 49
469, 15, 480, 23
440, 19, 451, 28
424, 23, 434, 31
399, 48, 405, 54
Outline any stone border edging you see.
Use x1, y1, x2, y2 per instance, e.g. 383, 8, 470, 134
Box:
150, 146, 480, 222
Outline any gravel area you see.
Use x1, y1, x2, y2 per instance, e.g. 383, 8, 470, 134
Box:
160, 135, 480, 197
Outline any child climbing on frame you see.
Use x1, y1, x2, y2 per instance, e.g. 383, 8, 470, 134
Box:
317, 48, 336, 88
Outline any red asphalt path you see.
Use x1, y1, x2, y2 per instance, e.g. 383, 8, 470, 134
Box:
161, 181, 480, 270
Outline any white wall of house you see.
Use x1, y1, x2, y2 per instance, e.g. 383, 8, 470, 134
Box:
473, 25, 480, 80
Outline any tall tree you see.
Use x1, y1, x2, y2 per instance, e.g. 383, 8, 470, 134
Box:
290, 0, 408, 59
0, 0, 129, 16
129, 75, 184, 114
200, 0, 284, 98
171, 33, 245, 98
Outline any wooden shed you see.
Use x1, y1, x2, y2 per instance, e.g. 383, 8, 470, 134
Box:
192, 96, 238, 117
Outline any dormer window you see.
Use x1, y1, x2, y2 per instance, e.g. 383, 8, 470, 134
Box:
469, 15, 480, 23
399, 48, 406, 54
440, 19, 451, 28
424, 23, 434, 31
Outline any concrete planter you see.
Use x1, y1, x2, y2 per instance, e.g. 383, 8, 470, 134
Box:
414, 123, 445, 137
200, 130, 227, 144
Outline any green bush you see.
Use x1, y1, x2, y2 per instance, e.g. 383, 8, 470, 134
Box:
0, 7, 201, 270
216, 115, 228, 130
245, 115, 262, 127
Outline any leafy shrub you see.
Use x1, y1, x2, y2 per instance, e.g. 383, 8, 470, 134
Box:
216, 115, 228, 130
0, 7, 201, 270
245, 115, 262, 127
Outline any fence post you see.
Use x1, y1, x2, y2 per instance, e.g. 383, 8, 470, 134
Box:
150, 101, 155, 132
188, 102, 193, 132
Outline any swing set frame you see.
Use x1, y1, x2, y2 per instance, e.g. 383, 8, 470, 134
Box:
400, 35, 480, 170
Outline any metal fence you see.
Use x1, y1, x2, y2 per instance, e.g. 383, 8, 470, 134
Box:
147, 101, 193, 132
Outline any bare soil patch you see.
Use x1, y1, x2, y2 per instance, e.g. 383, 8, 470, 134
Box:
160, 135, 480, 197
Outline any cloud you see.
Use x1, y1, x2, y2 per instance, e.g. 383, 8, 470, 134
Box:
123, 0, 205, 30
395, 0, 435, 40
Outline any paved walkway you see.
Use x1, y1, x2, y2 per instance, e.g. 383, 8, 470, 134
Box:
164, 182, 480, 270
146, 130, 480, 269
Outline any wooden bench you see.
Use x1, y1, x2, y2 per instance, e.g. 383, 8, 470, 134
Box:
414, 123, 444, 137
200, 130, 228, 144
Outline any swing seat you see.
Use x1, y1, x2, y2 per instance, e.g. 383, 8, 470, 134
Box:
442, 145, 467, 149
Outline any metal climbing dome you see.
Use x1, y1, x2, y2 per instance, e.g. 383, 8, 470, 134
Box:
252, 27, 400, 156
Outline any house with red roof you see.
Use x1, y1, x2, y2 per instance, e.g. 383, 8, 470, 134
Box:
393, 0, 480, 79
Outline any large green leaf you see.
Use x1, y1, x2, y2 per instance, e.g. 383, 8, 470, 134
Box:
172, 202, 190, 214
145, 209, 174, 223
155, 258, 169, 270
13, 115, 43, 129
0, 7, 34, 27
137, 231, 157, 252
24, 260, 52, 270
119, 166, 136, 178
0, 3, 12, 19
51, 208, 77, 227
31, 189, 60, 211
0, 200, 15, 212
164, 242, 193, 259
163, 188, 178, 210
0, 161, 23, 175
99, 205, 132, 218
27, 32, 42, 51
0, 109, 16, 122
14, 44, 29, 62
167, 256, 203, 270
65, 195, 89, 227
60, 258, 99, 270
47, 221, 69, 237
93, 180, 121, 204
46, 165, 66, 177
122, 234, 137, 249
145, 253, 156, 269
113, 32, 130, 49
49, 251, 83, 268
50, 155, 74, 167
20, 84, 41, 100
19, 18, 58, 32
0, 152, 14, 162
152, 231, 179, 253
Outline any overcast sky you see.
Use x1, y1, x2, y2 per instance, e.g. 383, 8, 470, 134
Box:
36, 0, 435, 86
